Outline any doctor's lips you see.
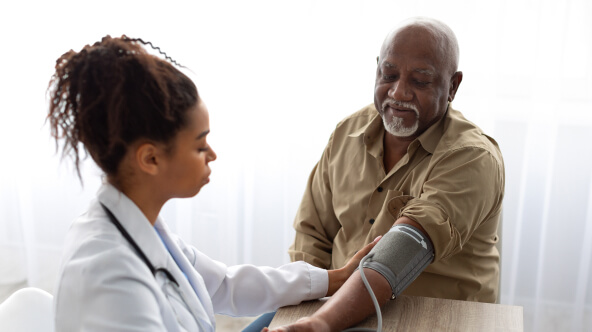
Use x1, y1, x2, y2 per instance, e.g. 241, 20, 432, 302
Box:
203, 171, 211, 185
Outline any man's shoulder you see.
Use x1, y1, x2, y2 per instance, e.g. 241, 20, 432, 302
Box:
439, 107, 503, 162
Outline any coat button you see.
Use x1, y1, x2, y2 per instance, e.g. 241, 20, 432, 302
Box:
377, 187, 383, 192
369, 218, 375, 224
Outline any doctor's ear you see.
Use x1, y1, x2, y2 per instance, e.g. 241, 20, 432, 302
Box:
135, 143, 161, 176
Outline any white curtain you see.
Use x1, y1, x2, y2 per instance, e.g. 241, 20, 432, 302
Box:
1, 1, 590, 331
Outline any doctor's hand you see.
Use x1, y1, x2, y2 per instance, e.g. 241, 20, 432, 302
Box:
325, 236, 381, 296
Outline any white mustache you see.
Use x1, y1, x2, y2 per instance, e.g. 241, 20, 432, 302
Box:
382, 99, 419, 116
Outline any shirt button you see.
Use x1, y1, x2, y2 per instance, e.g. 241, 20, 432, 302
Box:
377, 187, 383, 192
369, 218, 375, 224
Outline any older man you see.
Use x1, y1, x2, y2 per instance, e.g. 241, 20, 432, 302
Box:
276, 17, 504, 331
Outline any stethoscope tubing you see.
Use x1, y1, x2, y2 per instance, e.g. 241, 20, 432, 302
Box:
101, 203, 179, 287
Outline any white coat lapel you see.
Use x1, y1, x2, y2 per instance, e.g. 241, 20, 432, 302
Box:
154, 220, 217, 328
97, 184, 214, 331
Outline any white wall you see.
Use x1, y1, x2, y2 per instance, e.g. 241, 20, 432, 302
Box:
1, 1, 591, 331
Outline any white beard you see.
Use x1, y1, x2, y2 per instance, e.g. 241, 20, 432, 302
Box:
383, 115, 419, 137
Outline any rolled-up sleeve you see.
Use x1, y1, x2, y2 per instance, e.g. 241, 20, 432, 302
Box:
398, 146, 504, 261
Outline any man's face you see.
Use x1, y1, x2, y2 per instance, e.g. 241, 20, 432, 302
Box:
374, 27, 455, 139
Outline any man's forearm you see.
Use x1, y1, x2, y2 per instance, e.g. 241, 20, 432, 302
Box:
313, 269, 392, 331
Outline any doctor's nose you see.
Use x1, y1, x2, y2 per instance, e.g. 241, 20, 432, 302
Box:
207, 146, 217, 163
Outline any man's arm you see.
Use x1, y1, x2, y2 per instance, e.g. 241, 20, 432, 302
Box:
265, 269, 392, 332
267, 217, 432, 332
289, 136, 341, 269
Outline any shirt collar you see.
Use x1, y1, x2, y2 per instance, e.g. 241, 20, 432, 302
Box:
348, 103, 452, 156
415, 103, 451, 154
348, 111, 383, 143
348, 111, 385, 160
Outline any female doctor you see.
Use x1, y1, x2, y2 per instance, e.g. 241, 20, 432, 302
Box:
47, 36, 378, 331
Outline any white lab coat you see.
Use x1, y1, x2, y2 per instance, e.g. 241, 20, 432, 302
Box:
54, 184, 328, 331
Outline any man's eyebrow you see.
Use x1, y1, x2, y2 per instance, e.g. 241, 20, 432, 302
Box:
414, 68, 436, 77
382, 62, 436, 77
197, 130, 210, 139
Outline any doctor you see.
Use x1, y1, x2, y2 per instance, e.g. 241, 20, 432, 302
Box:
48, 35, 378, 331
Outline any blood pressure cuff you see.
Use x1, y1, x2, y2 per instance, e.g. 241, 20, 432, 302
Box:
362, 224, 434, 299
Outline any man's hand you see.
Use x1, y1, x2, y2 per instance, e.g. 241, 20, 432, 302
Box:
326, 236, 381, 296
261, 316, 330, 332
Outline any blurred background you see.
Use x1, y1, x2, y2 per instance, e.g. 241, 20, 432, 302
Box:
0, 0, 591, 331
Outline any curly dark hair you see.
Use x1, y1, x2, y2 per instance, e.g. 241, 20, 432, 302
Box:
47, 35, 198, 179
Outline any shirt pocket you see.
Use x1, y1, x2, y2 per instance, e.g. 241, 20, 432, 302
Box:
365, 190, 414, 241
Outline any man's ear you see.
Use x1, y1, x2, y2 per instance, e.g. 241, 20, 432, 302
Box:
448, 71, 463, 102
135, 143, 160, 176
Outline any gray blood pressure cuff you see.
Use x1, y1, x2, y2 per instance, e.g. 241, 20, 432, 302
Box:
362, 224, 434, 299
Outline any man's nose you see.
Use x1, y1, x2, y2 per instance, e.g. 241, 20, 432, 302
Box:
388, 80, 412, 101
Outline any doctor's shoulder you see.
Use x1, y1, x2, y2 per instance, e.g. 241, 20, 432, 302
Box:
56, 207, 161, 299
54, 213, 165, 329
60, 204, 155, 277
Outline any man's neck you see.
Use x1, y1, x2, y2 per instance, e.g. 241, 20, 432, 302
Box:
382, 133, 415, 173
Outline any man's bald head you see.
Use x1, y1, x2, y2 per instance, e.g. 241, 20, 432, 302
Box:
374, 17, 463, 139
380, 17, 460, 76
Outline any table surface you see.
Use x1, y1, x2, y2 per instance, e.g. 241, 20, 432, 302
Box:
269, 295, 523, 331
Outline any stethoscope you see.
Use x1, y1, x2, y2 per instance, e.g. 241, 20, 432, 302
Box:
100, 203, 211, 331
101, 203, 179, 287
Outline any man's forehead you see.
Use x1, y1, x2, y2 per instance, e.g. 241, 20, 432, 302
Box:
382, 61, 437, 77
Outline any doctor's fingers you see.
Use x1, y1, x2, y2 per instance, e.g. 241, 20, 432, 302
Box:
345, 236, 383, 270
355, 236, 382, 258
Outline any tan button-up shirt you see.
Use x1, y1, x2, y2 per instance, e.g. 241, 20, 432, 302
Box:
289, 104, 505, 303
